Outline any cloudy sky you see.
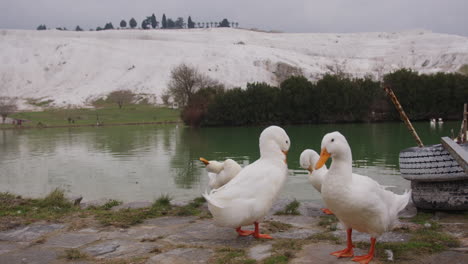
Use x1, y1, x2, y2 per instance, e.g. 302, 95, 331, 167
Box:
1, 0, 467, 36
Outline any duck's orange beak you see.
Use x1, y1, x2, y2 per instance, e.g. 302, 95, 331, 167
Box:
315, 148, 330, 170
282, 150, 288, 164
199, 157, 210, 165
307, 165, 313, 173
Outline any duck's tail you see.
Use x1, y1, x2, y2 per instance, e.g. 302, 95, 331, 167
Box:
202, 191, 225, 209
396, 189, 412, 213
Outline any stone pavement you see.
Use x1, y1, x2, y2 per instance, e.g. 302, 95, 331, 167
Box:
0, 199, 466, 264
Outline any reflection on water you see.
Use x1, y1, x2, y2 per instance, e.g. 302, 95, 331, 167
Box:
0, 121, 460, 203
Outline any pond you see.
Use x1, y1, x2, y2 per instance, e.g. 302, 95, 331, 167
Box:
0, 121, 460, 204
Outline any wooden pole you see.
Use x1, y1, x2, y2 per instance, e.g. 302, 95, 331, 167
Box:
462, 103, 467, 143
383, 85, 424, 147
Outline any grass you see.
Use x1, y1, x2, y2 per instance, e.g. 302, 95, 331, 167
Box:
308, 232, 341, 244
264, 221, 293, 233
354, 227, 460, 262
318, 215, 339, 231
0, 192, 208, 230
90, 195, 207, 228
0, 188, 77, 230
62, 248, 88, 260
5, 104, 180, 128
274, 199, 300, 215
212, 248, 256, 264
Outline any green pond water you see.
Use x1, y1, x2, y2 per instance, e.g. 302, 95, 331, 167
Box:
0, 121, 460, 204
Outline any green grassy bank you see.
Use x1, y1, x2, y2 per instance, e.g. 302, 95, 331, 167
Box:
1, 104, 181, 129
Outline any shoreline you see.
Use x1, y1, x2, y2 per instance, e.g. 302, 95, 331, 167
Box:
0, 120, 183, 130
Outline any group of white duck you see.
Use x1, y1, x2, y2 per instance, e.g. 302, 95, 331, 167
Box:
200, 125, 411, 264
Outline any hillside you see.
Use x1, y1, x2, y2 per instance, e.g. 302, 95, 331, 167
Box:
1, 28, 467, 109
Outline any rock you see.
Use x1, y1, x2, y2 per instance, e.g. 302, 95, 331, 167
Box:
385, 249, 394, 261
111, 201, 152, 211
146, 248, 213, 264
94, 239, 161, 259
414, 251, 468, 264
66, 195, 83, 206
43, 233, 100, 248
248, 244, 272, 261
332, 229, 410, 243
0, 241, 21, 255
80, 198, 112, 209
0, 246, 58, 264
162, 220, 258, 249
0, 223, 65, 242
291, 243, 366, 264
83, 241, 120, 256
272, 229, 319, 239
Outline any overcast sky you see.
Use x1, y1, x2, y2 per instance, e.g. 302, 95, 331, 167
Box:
1, 0, 467, 36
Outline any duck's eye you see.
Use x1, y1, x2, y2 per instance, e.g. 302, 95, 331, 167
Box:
331, 138, 335, 142
286, 140, 289, 144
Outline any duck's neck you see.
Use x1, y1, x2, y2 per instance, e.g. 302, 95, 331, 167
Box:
260, 140, 284, 161
328, 148, 353, 181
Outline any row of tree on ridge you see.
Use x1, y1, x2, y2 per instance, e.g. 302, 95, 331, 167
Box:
37, 14, 238, 31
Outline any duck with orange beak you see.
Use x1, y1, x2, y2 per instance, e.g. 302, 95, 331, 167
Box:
315, 131, 410, 264
198, 157, 242, 190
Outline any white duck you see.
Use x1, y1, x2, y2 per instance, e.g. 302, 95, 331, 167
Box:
315, 132, 411, 264
203, 126, 290, 239
199, 157, 242, 190
299, 149, 333, 214
300, 149, 395, 215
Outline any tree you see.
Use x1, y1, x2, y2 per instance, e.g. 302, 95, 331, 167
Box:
162, 14, 167, 29
36, 24, 47, 30
141, 19, 150, 29
175, 17, 184, 29
167, 64, 222, 108
219, 18, 230, 27
0, 97, 17, 123
107, 90, 135, 109
120, 20, 127, 28
96, 27, 103, 31
150, 14, 158, 28
104, 22, 114, 30
75, 25, 83, 31
129, 18, 137, 29
187, 16, 195, 29
167, 18, 175, 29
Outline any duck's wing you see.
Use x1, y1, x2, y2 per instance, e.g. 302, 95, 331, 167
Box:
204, 160, 284, 208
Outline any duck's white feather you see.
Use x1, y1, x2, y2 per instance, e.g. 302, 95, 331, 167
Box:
203, 126, 290, 228
206, 159, 242, 190
319, 132, 411, 238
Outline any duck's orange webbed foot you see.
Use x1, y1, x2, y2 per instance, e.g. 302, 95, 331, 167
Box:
331, 247, 354, 258
253, 221, 273, 239
351, 237, 376, 264
352, 254, 374, 264
321, 208, 334, 215
331, 228, 354, 258
236, 227, 254, 236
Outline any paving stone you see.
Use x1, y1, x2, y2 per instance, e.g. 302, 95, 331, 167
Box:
83, 240, 120, 256
143, 216, 197, 227
111, 201, 152, 211
291, 243, 368, 264
272, 229, 319, 239
332, 229, 411, 243
146, 248, 213, 264
162, 220, 258, 249
0, 246, 59, 264
0, 241, 21, 255
44, 233, 100, 248
0, 223, 65, 242
409, 251, 468, 264
267, 215, 321, 229
93, 239, 159, 259
248, 244, 272, 261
